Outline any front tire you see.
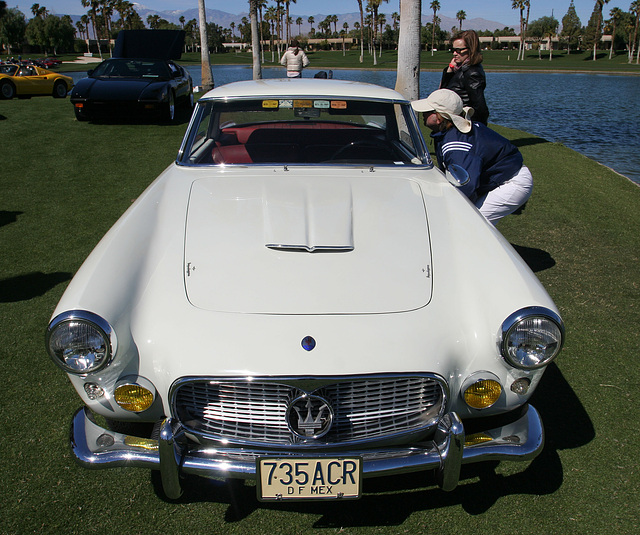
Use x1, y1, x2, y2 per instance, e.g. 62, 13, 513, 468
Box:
185, 86, 194, 110
1, 80, 16, 100
53, 80, 68, 98
74, 105, 90, 121
164, 91, 175, 122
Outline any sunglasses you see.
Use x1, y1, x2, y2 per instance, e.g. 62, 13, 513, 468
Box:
452, 47, 469, 55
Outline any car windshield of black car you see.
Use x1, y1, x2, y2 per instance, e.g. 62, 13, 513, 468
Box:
92, 59, 171, 80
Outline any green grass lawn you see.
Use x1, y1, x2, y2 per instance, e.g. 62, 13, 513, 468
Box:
8, 47, 639, 75
1, 95, 639, 533
187, 48, 640, 74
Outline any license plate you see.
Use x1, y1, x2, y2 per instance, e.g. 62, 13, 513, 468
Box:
257, 457, 362, 501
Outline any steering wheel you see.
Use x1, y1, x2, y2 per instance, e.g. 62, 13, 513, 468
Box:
328, 138, 394, 161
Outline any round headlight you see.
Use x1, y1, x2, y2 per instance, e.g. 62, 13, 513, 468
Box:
500, 307, 564, 369
46, 311, 115, 374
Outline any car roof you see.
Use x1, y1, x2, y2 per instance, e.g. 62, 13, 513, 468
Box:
200, 79, 409, 103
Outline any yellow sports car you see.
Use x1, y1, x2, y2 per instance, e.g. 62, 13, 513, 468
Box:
0, 64, 74, 100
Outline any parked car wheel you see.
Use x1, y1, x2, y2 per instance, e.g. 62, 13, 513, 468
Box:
53, 80, 68, 98
74, 106, 90, 121
0, 80, 16, 100
185, 86, 194, 109
164, 91, 175, 122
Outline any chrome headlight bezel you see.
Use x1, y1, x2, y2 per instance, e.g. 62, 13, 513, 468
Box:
499, 307, 564, 370
46, 310, 116, 375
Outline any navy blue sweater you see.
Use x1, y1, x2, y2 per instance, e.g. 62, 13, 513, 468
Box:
431, 122, 523, 200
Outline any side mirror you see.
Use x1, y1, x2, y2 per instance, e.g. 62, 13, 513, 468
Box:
87, 69, 94, 77
445, 163, 470, 187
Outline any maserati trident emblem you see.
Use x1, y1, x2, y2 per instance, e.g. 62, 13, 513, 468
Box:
286, 394, 333, 439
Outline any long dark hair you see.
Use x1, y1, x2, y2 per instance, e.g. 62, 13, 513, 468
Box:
453, 30, 483, 65
290, 39, 300, 55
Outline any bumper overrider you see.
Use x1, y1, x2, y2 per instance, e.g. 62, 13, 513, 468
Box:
70, 404, 544, 500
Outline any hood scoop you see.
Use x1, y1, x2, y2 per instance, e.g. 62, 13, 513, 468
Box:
184, 173, 433, 315
263, 181, 354, 253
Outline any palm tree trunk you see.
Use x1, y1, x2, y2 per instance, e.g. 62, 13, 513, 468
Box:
395, 0, 421, 101
198, 0, 214, 91
250, 0, 262, 79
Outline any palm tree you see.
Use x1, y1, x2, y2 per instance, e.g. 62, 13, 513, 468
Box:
631, 1, 640, 63
285, 0, 296, 42
197, 0, 213, 91
606, 7, 623, 59
591, 0, 610, 60
99, 0, 114, 55
257, 0, 267, 62
307, 15, 314, 35
356, 0, 365, 63
230, 21, 235, 42
342, 21, 349, 55
391, 11, 399, 32
81, 0, 103, 59
512, 0, 530, 61
377, 13, 386, 56
330, 14, 339, 35
249, 0, 261, 79
296, 17, 302, 36
456, 10, 466, 31
430, 1, 440, 57
395, 0, 421, 100
266, 6, 277, 61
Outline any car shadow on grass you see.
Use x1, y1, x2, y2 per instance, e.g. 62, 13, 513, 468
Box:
80, 106, 193, 126
150, 363, 593, 525
511, 242, 556, 272
0, 271, 72, 302
0, 210, 23, 228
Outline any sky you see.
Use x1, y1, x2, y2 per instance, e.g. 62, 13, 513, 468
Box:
11, 1, 615, 29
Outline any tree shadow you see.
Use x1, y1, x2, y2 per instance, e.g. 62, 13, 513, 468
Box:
0, 210, 23, 228
583, 52, 608, 61
0, 271, 72, 302
511, 242, 556, 272
150, 364, 592, 525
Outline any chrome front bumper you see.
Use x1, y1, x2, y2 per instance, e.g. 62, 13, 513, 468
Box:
70, 405, 544, 500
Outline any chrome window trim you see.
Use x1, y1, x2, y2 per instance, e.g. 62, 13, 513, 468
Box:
176, 97, 434, 168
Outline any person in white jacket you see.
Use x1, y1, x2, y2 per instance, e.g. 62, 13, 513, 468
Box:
280, 40, 310, 78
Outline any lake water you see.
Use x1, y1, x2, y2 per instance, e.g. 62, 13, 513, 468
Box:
67, 64, 640, 185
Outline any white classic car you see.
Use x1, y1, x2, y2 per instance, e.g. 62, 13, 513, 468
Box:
47, 79, 564, 502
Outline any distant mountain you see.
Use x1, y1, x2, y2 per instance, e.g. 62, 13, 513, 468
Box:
62, 6, 508, 35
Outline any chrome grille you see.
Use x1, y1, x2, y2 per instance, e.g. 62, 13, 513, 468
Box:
172, 375, 445, 446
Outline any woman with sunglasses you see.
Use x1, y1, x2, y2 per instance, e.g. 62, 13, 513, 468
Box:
440, 30, 489, 124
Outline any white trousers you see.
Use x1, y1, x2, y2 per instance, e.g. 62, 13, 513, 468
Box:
474, 165, 533, 225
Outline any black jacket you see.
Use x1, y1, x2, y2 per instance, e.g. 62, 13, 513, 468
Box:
440, 63, 489, 124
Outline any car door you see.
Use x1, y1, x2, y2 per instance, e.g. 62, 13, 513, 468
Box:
168, 61, 189, 100
17, 66, 50, 95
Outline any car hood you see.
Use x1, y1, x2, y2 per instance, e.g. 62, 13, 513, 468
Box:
184, 172, 433, 314
76, 77, 161, 99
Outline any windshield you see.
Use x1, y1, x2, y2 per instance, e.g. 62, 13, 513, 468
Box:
179, 98, 430, 166
91, 59, 171, 80
0, 64, 19, 75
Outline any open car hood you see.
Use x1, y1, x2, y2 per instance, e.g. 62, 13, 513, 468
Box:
113, 29, 185, 60
184, 172, 433, 314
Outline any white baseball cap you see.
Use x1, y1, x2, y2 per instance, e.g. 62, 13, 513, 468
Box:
411, 89, 474, 133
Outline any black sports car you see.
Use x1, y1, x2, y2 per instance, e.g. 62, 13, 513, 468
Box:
70, 30, 193, 122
